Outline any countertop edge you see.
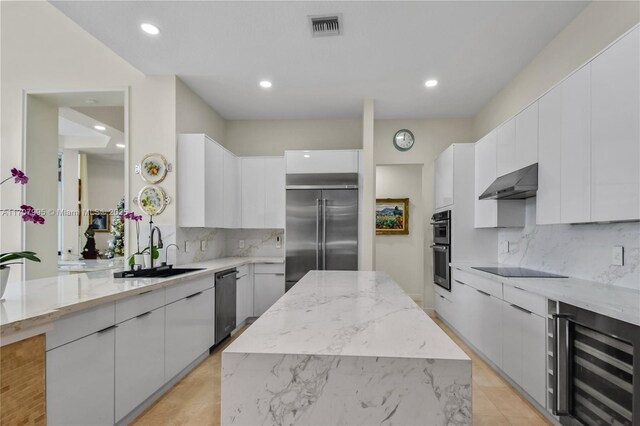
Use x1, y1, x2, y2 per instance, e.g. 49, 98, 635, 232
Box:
0, 257, 283, 337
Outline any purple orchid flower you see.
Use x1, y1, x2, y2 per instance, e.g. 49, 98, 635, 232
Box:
1, 168, 29, 185
20, 204, 45, 224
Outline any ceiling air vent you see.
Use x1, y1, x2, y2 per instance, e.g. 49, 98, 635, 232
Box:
309, 14, 342, 37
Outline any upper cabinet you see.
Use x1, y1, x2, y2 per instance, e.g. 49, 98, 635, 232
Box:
223, 150, 241, 228
178, 134, 225, 228
285, 150, 359, 174
434, 145, 454, 210
497, 103, 538, 176
537, 27, 640, 224
241, 157, 285, 229
591, 26, 640, 222
474, 131, 525, 228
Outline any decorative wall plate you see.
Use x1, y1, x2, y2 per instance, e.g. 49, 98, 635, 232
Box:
137, 185, 167, 216
139, 153, 168, 184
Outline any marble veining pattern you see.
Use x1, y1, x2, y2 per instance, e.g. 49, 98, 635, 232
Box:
222, 271, 471, 426
225, 229, 284, 258
499, 199, 640, 289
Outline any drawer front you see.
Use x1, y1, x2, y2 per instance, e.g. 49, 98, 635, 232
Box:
46, 302, 115, 351
254, 263, 284, 274
236, 264, 249, 278
115, 288, 165, 323
452, 268, 502, 298
165, 276, 215, 304
503, 284, 546, 317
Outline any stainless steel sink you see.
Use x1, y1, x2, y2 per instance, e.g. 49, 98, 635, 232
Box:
114, 267, 205, 279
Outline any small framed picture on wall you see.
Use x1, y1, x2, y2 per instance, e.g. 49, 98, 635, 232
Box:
89, 211, 110, 232
375, 198, 409, 235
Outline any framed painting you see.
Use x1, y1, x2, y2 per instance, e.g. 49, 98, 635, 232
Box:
376, 198, 409, 235
89, 211, 110, 232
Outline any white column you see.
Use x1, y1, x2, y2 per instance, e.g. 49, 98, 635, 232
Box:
360, 99, 375, 270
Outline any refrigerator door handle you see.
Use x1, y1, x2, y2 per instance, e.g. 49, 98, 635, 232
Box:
322, 199, 327, 270
316, 199, 320, 270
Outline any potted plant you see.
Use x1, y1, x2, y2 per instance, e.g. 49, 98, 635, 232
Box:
120, 211, 159, 269
0, 169, 45, 299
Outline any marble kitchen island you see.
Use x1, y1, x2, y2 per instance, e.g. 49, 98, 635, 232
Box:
221, 271, 471, 426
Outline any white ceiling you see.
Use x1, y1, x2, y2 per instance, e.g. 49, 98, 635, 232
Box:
51, 1, 588, 119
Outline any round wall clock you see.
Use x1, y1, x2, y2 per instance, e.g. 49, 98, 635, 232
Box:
140, 153, 168, 184
393, 129, 415, 151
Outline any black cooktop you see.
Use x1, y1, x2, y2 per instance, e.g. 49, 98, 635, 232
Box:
472, 266, 567, 278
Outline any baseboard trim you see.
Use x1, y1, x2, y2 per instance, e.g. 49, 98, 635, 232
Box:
423, 308, 436, 318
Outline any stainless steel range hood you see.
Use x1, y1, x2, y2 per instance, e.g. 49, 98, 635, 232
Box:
479, 163, 538, 200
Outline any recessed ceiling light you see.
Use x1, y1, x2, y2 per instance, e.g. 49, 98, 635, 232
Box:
116, 143, 126, 148
94, 125, 106, 131
140, 23, 160, 35
425, 79, 438, 88
303, 154, 311, 158
259, 80, 272, 88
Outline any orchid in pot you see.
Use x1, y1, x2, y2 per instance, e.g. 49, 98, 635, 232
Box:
120, 211, 159, 269
0, 168, 45, 299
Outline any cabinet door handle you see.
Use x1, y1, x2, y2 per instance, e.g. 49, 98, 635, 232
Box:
186, 291, 203, 299
454, 279, 466, 286
97, 324, 117, 334
509, 304, 532, 315
274, 273, 285, 276
513, 286, 526, 292
476, 289, 491, 297
439, 295, 445, 299
136, 311, 152, 319
139, 290, 153, 295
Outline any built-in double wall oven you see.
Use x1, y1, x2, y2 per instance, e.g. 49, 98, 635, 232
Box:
553, 302, 639, 426
431, 210, 451, 291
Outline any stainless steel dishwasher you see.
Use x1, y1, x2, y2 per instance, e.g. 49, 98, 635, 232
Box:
214, 268, 237, 346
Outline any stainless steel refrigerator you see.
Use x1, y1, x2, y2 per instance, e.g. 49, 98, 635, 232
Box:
285, 174, 358, 291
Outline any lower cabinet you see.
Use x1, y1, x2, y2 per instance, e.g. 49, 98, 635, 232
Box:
165, 288, 214, 380
236, 267, 253, 325
502, 301, 547, 406
115, 307, 165, 422
254, 272, 285, 316
47, 327, 115, 426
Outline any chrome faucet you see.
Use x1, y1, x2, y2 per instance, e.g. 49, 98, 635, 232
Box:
149, 219, 163, 269
164, 243, 179, 266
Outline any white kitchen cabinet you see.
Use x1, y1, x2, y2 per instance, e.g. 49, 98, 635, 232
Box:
591, 27, 640, 222
496, 119, 516, 176
236, 265, 254, 325
165, 288, 214, 380
501, 301, 546, 406
241, 158, 266, 228
497, 104, 538, 176
285, 150, 359, 174
538, 65, 591, 225
253, 264, 285, 316
434, 145, 454, 210
264, 157, 285, 228
474, 131, 524, 228
515, 102, 539, 170
240, 157, 285, 229
178, 134, 226, 228
115, 307, 165, 422
223, 150, 241, 228
47, 327, 115, 426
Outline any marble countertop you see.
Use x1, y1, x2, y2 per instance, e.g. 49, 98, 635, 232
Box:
0, 256, 283, 336
224, 270, 469, 361
451, 262, 640, 326
58, 258, 125, 273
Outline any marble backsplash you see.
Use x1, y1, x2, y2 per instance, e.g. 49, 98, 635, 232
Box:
175, 227, 227, 265
225, 229, 284, 258
499, 199, 640, 290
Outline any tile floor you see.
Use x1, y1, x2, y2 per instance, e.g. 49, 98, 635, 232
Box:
134, 319, 551, 425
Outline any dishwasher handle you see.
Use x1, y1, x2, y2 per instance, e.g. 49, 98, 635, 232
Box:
216, 269, 237, 280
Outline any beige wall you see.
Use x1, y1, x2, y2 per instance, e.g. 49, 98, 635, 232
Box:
375, 165, 423, 303
374, 118, 475, 309
473, 1, 640, 139
0, 2, 176, 280
225, 119, 362, 156
176, 77, 227, 144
